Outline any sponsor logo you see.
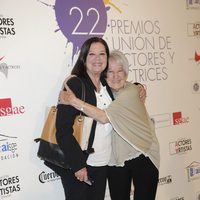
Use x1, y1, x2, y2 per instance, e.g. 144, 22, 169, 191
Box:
152, 112, 189, 128
172, 112, 189, 125
197, 191, 200, 200
38, 171, 60, 183
0, 98, 25, 117
158, 175, 172, 185
186, 161, 200, 182
0, 175, 20, 197
0, 55, 20, 78
187, 22, 200, 37
0, 15, 16, 38
195, 51, 200, 63
151, 113, 171, 128
186, 0, 200, 9
170, 197, 184, 200
169, 138, 192, 155
0, 134, 19, 161
192, 81, 200, 93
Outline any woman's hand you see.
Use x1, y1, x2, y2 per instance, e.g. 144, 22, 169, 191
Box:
75, 167, 88, 182
59, 85, 76, 105
137, 84, 147, 103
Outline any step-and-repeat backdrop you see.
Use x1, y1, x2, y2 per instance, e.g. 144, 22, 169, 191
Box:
1, 0, 200, 199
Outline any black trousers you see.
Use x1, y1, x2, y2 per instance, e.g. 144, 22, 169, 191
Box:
108, 154, 159, 200
59, 165, 107, 200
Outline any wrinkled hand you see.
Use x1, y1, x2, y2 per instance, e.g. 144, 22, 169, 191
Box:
58, 85, 76, 105
138, 84, 147, 103
75, 167, 88, 182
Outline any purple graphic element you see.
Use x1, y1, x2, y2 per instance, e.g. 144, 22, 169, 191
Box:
54, 0, 107, 59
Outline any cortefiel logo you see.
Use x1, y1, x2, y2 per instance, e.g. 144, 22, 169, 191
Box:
0, 98, 25, 117
39, 171, 60, 183
172, 112, 189, 125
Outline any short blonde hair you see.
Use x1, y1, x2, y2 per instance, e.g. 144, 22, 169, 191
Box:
109, 50, 129, 76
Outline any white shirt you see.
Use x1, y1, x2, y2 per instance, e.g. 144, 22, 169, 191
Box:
86, 85, 113, 166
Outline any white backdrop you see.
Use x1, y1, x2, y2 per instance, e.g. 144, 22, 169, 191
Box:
1, 0, 200, 199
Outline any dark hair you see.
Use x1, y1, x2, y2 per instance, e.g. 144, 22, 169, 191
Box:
71, 37, 110, 77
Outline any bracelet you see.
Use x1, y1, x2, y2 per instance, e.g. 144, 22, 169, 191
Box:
80, 102, 85, 111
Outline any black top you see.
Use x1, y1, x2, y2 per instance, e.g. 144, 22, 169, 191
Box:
55, 74, 114, 172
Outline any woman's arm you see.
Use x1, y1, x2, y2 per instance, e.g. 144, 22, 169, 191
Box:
59, 85, 109, 124
59, 83, 146, 123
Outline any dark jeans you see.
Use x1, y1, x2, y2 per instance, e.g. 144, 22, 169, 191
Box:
59, 165, 107, 200
108, 154, 159, 200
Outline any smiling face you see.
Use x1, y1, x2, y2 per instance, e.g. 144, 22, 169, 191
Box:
86, 42, 107, 77
106, 58, 127, 92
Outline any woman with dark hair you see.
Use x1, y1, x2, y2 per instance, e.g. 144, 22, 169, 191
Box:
45, 37, 146, 200
45, 37, 114, 200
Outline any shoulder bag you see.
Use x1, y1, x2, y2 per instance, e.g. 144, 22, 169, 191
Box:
34, 76, 94, 169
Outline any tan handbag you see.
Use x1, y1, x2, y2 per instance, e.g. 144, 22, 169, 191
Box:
35, 77, 93, 169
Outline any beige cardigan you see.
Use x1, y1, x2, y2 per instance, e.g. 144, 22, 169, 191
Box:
105, 83, 160, 169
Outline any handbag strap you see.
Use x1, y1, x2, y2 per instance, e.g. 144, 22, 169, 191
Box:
63, 76, 95, 155
77, 78, 95, 155
79, 77, 85, 109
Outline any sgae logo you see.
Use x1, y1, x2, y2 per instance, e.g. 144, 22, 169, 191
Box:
172, 112, 189, 125
0, 98, 25, 117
